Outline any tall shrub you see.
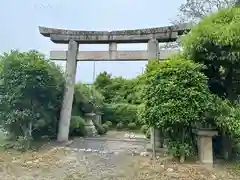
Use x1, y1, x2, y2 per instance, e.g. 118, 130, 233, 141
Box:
94, 71, 143, 104
73, 83, 104, 115
139, 57, 216, 157
0, 50, 64, 149
102, 103, 139, 125
182, 6, 240, 101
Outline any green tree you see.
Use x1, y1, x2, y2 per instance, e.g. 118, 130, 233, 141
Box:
139, 57, 216, 156
0, 50, 64, 149
214, 99, 240, 137
73, 83, 104, 115
94, 72, 144, 127
177, 0, 234, 24
101, 103, 139, 125
182, 6, 240, 101
106, 77, 126, 103
94, 71, 143, 104
94, 71, 113, 103
166, 0, 235, 50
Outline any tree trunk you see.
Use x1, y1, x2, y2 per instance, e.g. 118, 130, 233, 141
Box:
151, 127, 156, 160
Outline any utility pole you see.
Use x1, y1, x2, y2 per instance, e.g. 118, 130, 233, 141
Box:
93, 61, 96, 83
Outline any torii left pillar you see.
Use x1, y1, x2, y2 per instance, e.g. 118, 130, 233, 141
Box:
57, 40, 79, 142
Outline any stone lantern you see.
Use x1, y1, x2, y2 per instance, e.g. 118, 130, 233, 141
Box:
84, 113, 97, 137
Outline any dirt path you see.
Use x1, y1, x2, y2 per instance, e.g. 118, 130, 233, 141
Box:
0, 131, 239, 180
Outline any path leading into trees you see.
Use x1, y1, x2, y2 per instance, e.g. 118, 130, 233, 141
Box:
0, 131, 239, 180
70, 131, 148, 154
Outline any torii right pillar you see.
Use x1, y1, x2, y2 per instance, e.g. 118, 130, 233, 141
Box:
147, 39, 163, 149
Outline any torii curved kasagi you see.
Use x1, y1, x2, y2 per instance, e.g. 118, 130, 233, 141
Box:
38, 24, 190, 142
39, 24, 189, 44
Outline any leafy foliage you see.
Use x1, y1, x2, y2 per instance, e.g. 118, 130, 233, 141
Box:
127, 122, 137, 130
116, 122, 124, 130
101, 103, 139, 125
104, 121, 113, 127
177, 0, 234, 23
73, 83, 104, 115
167, 0, 235, 59
94, 72, 117, 103
102, 124, 109, 133
139, 57, 216, 156
168, 141, 194, 157
141, 58, 215, 127
94, 123, 108, 135
69, 116, 86, 136
182, 6, 240, 101
94, 72, 144, 128
145, 129, 151, 139
140, 125, 149, 134
94, 71, 143, 104
214, 99, 240, 137
0, 50, 64, 149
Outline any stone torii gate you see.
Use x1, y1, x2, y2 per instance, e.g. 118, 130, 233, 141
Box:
38, 25, 188, 143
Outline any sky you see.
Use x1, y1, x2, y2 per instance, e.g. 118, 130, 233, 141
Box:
0, 0, 185, 83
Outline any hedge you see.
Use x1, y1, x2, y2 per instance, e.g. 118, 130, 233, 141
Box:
101, 103, 139, 126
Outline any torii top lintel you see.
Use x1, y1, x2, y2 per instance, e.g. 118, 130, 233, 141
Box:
39, 24, 190, 44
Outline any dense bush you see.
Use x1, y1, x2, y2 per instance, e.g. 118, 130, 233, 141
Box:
73, 83, 104, 115
104, 121, 113, 127
127, 122, 137, 130
93, 72, 114, 103
181, 6, 240, 155
0, 50, 64, 150
95, 123, 107, 135
145, 129, 151, 139
182, 6, 240, 101
116, 122, 124, 130
94, 71, 143, 104
69, 116, 86, 137
93, 72, 145, 130
102, 103, 138, 125
139, 57, 217, 157
102, 124, 109, 133
140, 125, 149, 134
214, 99, 240, 138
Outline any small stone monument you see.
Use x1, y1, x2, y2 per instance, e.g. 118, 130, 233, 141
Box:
193, 129, 218, 165
84, 113, 97, 137
95, 112, 103, 125
146, 128, 166, 153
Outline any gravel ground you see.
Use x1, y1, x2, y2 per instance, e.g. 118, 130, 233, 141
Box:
0, 131, 239, 180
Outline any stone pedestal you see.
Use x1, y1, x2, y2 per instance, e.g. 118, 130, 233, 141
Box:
150, 127, 162, 148
193, 129, 218, 165
95, 112, 103, 125
84, 113, 97, 137
146, 128, 164, 152
222, 134, 232, 160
